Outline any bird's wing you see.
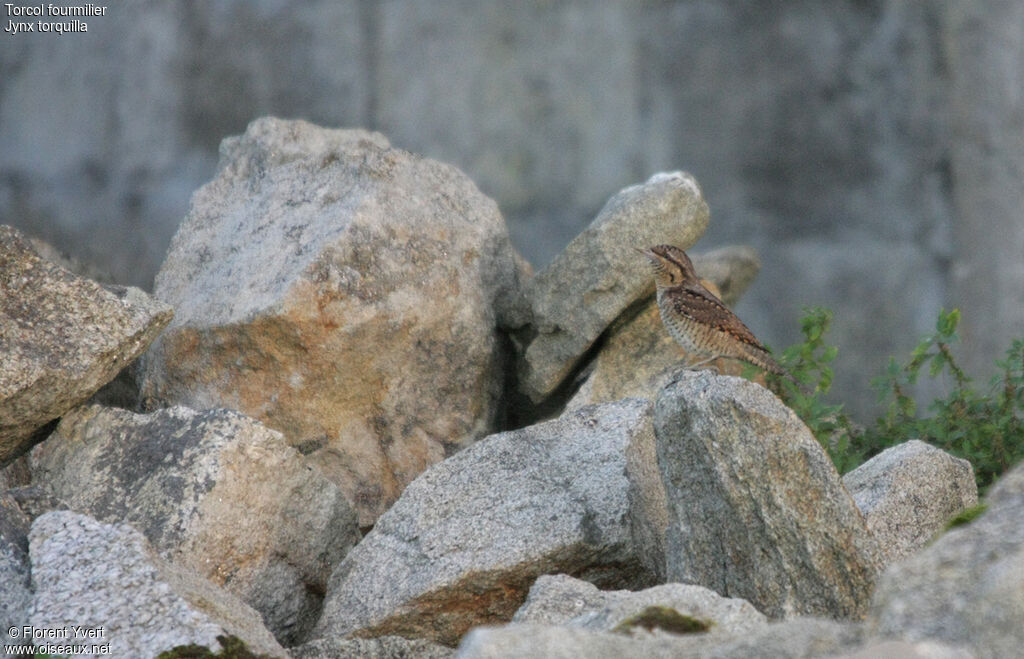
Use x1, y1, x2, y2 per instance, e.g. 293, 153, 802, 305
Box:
671, 285, 769, 352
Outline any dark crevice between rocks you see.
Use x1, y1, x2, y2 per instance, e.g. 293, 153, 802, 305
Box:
499, 292, 657, 432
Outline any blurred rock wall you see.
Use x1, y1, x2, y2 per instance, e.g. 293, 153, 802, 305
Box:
1, 0, 1020, 420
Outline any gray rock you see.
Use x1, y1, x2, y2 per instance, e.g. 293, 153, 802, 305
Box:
567, 245, 762, 410
456, 617, 862, 659
515, 172, 709, 402
0, 494, 31, 653
5, 486, 66, 522
655, 370, 883, 619
868, 461, 1024, 657
0, 455, 30, 492
139, 117, 522, 527
0, 225, 172, 465
843, 440, 978, 564
513, 574, 766, 635
312, 399, 658, 646
30, 404, 359, 645
837, 639, 976, 659
28, 511, 285, 658
292, 636, 454, 659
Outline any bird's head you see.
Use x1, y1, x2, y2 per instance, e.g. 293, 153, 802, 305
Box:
636, 244, 698, 290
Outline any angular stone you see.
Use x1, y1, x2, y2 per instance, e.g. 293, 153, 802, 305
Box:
513, 574, 766, 635
655, 370, 883, 619
312, 399, 658, 646
28, 511, 285, 658
456, 617, 862, 659
0, 494, 31, 651
139, 117, 522, 526
843, 440, 977, 564
0, 225, 172, 465
515, 172, 709, 402
567, 245, 761, 409
868, 462, 1024, 656
30, 405, 359, 645
292, 635, 453, 659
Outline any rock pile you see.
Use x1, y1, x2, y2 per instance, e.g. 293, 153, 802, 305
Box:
0, 118, 1010, 658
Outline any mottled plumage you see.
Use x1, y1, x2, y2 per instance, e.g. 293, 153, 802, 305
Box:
638, 244, 786, 376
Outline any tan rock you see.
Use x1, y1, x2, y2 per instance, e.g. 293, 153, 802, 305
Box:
0, 225, 172, 465
139, 117, 522, 526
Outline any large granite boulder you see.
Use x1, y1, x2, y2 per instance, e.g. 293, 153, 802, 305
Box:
654, 370, 883, 619
867, 461, 1024, 657
30, 404, 359, 645
139, 117, 522, 526
28, 511, 285, 658
312, 399, 658, 646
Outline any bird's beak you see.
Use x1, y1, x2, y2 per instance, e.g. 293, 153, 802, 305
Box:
634, 246, 657, 262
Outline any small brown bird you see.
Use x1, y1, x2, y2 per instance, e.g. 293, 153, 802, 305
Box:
638, 244, 789, 379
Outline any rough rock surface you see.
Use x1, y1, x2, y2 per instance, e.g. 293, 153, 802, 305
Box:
30, 404, 359, 645
0, 225, 172, 465
514, 172, 709, 402
567, 245, 762, 409
655, 370, 882, 619
456, 617, 862, 659
312, 399, 658, 646
0, 494, 31, 651
843, 440, 977, 564
513, 574, 766, 634
837, 639, 975, 659
291, 635, 454, 659
139, 117, 521, 526
868, 461, 1024, 657
28, 511, 285, 658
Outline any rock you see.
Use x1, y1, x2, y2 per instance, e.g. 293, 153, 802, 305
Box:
312, 399, 658, 646
0, 494, 31, 652
655, 370, 882, 619
291, 636, 454, 659
0, 225, 172, 465
567, 245, 761, 409
456, 617, 862, 659
868, 461, 1024, 656
28, 511, 286, 658
29, 405, 359, 645
843, 440, 978, 564
513, 574, 766, 635
139, 117, 522, 526
837, 639, 975, 659
0, 454, 31, 492
514, 172, 709, 402
4, 486, 66, 522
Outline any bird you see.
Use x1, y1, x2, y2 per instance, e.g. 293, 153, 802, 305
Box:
637, 244, 793, 382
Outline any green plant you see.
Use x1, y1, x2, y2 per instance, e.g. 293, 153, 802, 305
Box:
771, 306, 1024, 491
865, 308, 1024, 490
763, 306, 863, 472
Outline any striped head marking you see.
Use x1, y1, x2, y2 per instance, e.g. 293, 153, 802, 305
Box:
636, 244, 698, 290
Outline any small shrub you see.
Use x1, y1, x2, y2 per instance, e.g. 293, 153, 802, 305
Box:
771, 306, 1024, 492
